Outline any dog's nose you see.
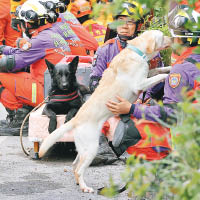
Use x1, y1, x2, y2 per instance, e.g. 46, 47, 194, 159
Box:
164, 36, 173, 47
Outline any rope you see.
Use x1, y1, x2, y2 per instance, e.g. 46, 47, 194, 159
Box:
20, 96, 49, 156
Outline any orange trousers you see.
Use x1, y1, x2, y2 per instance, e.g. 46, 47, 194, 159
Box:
0, 72, 44, 110
0, 14, 21, 47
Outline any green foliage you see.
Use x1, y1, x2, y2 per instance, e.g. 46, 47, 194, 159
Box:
103, 91, 200, 200
103, 96, 200, 199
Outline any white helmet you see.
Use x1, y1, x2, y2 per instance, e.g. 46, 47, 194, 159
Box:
16, 0, 59, 38
37, 0, 67, 14
18, 0, 49, 23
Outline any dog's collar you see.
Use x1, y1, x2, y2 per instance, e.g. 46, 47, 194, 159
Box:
126, 44, 148, 62
49, 91, 79, 102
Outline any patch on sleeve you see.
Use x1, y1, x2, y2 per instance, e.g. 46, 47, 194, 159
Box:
169, 73, 181, 88
21, 41, 32, 51
17, 38, 32, 51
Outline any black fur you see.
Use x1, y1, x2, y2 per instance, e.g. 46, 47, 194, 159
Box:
43, 56, 90, 133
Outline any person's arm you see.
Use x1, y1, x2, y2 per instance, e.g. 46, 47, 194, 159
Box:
0, 45, 19, 55
0, 37, 47, 72
106, 95, 177, 124
107, 64, 189, 124
89, 46, 108, 92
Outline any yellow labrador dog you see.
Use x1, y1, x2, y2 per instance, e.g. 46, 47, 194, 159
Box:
39, 30, 172, 193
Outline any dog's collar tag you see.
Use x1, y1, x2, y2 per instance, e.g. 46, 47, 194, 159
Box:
127, 44, 148, 62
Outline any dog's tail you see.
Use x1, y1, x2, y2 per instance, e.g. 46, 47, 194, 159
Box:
39, 120, 74, 158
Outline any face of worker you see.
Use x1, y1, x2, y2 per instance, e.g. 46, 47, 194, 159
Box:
116, 16, 137, 38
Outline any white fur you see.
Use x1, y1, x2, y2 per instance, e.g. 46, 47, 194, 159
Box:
39, 30, 172, 193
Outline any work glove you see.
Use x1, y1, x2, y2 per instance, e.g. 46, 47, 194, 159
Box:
11, 17, 21, 32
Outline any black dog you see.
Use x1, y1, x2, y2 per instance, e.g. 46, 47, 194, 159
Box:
43, 56, 90, 133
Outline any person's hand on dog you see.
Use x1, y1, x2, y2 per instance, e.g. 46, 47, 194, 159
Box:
106, 95, 132, 115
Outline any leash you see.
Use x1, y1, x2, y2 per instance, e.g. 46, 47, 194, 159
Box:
97, 142, 128, 195
20, 95, 49, 156
97, 183, 128, 195
20, 89, 81, 156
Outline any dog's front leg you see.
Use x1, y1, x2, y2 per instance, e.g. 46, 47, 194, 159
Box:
139, 74, 168, 92
148, 66, 172, 77
65, 108, 79, 122
48, 114, 57, 133
43, 106, 57, 133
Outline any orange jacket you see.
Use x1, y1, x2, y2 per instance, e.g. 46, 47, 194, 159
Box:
0, 0, 10, 18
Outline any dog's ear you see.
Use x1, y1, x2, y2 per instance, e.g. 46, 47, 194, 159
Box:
146, 37, 156, 54
69, 56, 79, 73
45, 59, 55, 76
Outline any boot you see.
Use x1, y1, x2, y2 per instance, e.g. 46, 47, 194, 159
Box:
0, 105, 33, 136
91, 134, 118, 166
0, 108, 15, 126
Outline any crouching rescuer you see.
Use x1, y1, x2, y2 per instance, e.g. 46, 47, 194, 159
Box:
0, 0, 74, 135
104, 3, 200, 162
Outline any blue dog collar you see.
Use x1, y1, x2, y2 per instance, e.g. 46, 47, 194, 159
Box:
127, 44, 148, 62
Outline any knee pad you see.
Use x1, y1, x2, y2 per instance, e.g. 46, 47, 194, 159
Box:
112, 114, 141, 157
0, 55, 15, 72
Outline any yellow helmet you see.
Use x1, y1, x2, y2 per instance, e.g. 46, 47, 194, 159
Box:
114, 0, 144, 20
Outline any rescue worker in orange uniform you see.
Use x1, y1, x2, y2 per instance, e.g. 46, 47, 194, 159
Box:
69, 0, 107, 46
0, 0, 21, 47
106, 4, 200, 161
0, 0, 93, 136
11, 0, 98, 54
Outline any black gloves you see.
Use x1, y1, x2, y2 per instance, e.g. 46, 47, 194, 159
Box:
11, 18, 21, 32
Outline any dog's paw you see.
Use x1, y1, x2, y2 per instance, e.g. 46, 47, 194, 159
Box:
159, 73, 169, 81
81, 186, 94, 193
48, 120, 57, 133
158, 66, 172, 74
48, 125, 56, 133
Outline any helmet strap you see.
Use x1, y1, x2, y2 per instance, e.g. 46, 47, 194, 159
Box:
118, 34, 135, 41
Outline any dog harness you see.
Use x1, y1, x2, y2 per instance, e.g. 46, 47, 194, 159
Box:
126, 44, 148, 62
49, 91, 79, 102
